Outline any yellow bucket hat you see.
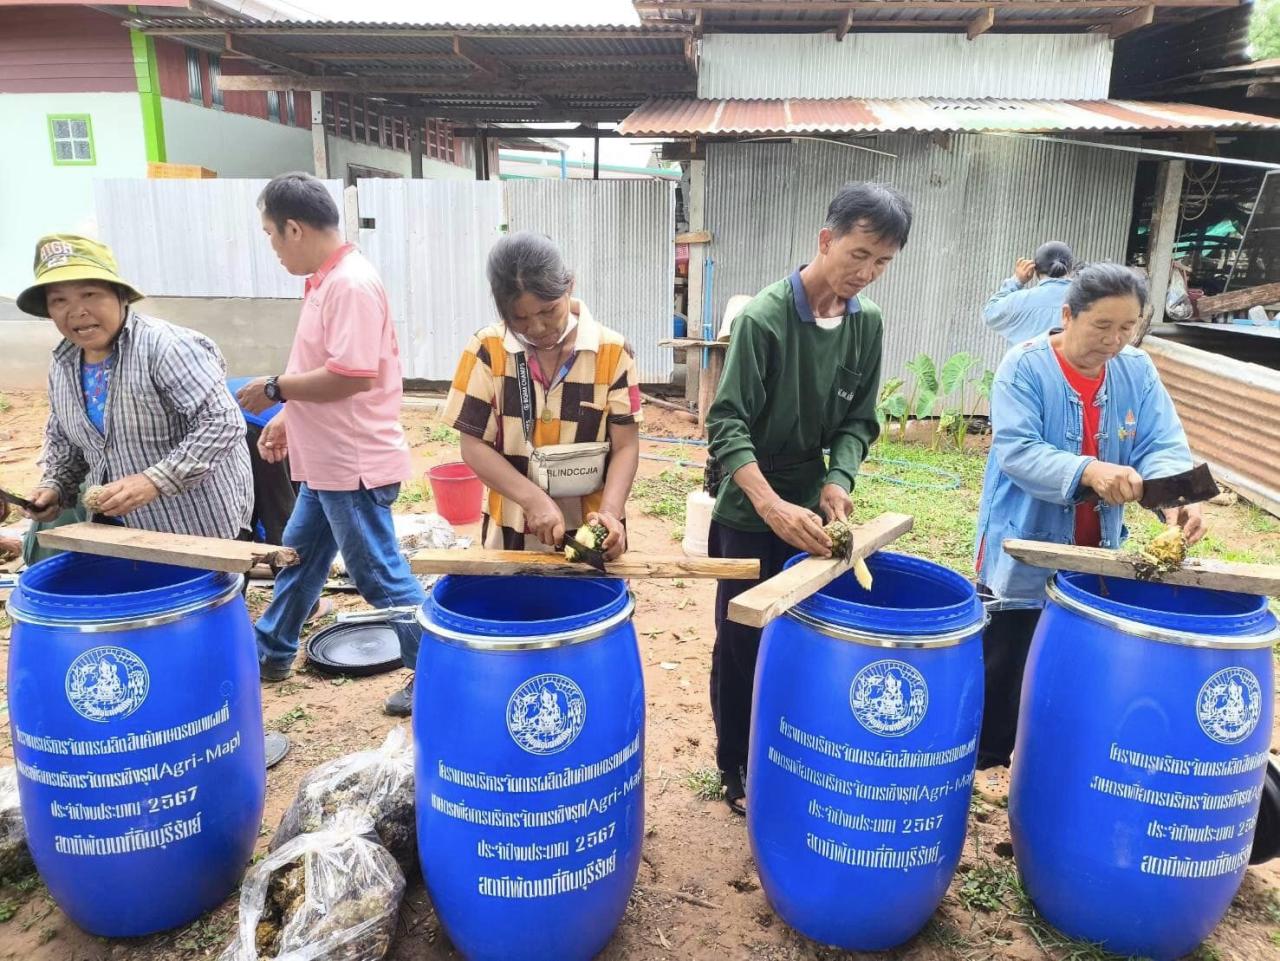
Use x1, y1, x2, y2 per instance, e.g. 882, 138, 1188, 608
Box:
16, 234, 144, 318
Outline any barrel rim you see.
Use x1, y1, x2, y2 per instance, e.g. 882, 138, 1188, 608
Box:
788, 551, 987, 640
1044, 577, 1279, 650
784, 607, 987, 648
417, 593, 636, 650
8, 577, 243, 633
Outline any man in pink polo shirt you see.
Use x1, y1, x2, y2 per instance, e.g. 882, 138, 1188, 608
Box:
237, 172, 422, 716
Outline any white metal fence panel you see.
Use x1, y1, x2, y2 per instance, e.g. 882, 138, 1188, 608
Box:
94, 178, 345, 298
357, 178, 505, 381
698, 33, 1114, 100
505, 179, 676, 383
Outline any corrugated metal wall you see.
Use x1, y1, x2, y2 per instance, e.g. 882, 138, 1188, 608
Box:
506, 179, 676, 383
95, 178, 346, 299
356, 178, 505, 381
705, 136, 1138, 391
698, 34, 1113, 100
1145, 336, 1280, 518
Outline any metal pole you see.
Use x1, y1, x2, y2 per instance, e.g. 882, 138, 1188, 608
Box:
593, 136, 600, 180
559, 149, 567, 179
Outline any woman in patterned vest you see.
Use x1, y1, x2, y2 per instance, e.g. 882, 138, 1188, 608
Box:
443, 231, 642, 559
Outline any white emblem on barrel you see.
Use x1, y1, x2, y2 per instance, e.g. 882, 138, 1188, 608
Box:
1196, 667, 1262, 745
65, 646, 150, 722
506, 673, 586, 755
849, 659, 928, 738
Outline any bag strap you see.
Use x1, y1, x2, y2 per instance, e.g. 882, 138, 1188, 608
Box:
513, 351, 535, 444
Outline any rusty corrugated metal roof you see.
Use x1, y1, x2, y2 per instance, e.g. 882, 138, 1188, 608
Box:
1145, 336, 1280, 519
619, 96, 1280, 135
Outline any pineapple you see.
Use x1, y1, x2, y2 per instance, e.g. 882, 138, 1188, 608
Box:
818, 519, 874, 591
83, 484, 108, 512
1134, 524, 1188, 578
565, 522, 608, 563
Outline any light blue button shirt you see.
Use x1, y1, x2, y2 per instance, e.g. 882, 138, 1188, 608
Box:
975, 333, 1193, 608
982, 277, 1071, 345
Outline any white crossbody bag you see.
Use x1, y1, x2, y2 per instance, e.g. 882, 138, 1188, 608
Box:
514, 352, 610, 499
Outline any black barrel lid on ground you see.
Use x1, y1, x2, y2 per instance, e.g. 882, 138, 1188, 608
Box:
306, 621, 403, 677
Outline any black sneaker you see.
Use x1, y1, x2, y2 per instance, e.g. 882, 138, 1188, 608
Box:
384, 675, 414, 717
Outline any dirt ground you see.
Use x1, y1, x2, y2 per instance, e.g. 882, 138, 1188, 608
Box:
0, 389, 1278, 961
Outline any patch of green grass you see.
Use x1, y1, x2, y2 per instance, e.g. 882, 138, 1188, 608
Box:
271, 705, 311, 733
0, 901, 16, 923
1191, 946, 1222, 961
0, 394, 10, 414
682, 766, 722, 801
395, 480, 433, 509
957, 860, 1020, 913
173, 915, 233, 953
634, 469, 700, 525
423, 423, 460, 445
854, 440, 984, 573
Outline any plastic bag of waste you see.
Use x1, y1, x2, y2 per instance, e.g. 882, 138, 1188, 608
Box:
270, 727, 415, 873
0, 767, 32, 879
220, 814, 405, 961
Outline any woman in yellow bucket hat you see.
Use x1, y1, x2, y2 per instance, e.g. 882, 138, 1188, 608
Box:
16, 234, 253, 545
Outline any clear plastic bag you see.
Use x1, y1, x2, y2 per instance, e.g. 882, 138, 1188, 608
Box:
0, 766, 32, 879
220, 814, 405, 961
270, 727, 416, 873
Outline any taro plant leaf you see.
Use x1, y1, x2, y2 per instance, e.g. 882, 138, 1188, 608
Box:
906, 354, 939, 395
937, 408, 963, 450
940, 352, 979, 399
974, 369, 995, 401
905, 353, 939, 420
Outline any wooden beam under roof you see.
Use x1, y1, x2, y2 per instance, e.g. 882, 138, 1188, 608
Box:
217, 74, 693, 95
967, 6, 996, 39
452, 35, 507, 79
836, 10, 854, 40
223, 32, 316, 74
303, 51, 688, 63
1110, 4, 1156, 36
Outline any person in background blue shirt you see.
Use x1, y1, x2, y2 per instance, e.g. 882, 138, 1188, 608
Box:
972, 263, 1204, 792
982, 241, 1074, 344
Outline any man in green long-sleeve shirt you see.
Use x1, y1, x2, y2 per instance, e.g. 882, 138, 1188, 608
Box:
705, 181, 913, 815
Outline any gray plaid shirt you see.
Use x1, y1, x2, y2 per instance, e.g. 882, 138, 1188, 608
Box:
39, 311, 252, 539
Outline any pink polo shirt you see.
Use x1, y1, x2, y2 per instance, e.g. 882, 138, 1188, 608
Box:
284, 245, 412, 491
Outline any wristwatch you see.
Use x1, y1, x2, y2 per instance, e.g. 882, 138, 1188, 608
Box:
264, 376, 285, 403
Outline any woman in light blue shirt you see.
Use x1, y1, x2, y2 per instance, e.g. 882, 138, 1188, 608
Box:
973, 263, 1204, 783
982, 241, 1074, 344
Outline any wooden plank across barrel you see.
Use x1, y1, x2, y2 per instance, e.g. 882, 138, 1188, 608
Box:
409, 550, 759, 579
36, 522, 299, 574
1003, 539, 1280, 596
727, 512, 915, 628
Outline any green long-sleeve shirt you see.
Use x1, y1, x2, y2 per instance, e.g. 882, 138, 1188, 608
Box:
706, 272, 883, 532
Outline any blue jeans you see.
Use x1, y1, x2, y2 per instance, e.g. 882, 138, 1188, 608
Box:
255, 483, 425, 671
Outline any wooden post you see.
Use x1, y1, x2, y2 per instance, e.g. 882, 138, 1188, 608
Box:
474, 133, 486, 180
409, 123, 423, 179
342, 184, 359, 244
311, 94, 328, 179
685, 159, 707, 406
593, 135, 600, 180
1147, 159, 1186, 327
697, 347, 724, 435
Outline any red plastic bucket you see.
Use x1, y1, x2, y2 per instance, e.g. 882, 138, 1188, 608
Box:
428, 462, 483, 525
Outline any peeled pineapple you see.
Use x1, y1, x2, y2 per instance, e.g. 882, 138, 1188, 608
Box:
819, 519, 874, 591
83, 484, 108, 513
1134, 524, 1188, 578
564, 522, 608, 563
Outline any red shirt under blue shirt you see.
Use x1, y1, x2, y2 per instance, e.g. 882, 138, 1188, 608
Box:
1054, 347, 1104, 548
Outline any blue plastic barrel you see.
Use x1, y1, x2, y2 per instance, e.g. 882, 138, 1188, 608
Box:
6, 554, 266, 936
748, 552, 986, 950
1011, 572, 1277, 961
415, 575, 644, 961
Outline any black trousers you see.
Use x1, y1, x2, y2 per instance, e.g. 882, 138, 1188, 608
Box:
976, 607, 1043, 770
245, 423, 298, 547
709, 519, 798, 776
